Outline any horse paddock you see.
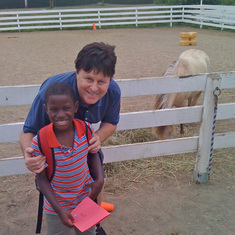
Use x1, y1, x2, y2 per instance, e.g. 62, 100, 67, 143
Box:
0, 26, 234, 234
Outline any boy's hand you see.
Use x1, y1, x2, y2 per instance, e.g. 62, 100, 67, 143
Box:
24, 147, 46, 174
85, 179, 104, 201
58, 208, 74, 228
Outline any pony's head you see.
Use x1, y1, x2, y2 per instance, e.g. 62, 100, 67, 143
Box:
152, 125, 175, 140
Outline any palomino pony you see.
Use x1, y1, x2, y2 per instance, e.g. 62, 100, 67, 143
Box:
153, 49, 210, 139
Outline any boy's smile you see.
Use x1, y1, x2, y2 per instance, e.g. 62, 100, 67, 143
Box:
45, 94, 78, 132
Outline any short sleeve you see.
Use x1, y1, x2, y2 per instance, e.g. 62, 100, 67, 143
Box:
31, 135, 42, 157
101, 80, 121, 125
85, 121, 94, 140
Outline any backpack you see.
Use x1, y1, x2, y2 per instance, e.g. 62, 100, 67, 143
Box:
35, 119, 92, 234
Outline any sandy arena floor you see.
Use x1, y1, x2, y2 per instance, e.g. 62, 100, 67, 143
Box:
0, 26, 234, 235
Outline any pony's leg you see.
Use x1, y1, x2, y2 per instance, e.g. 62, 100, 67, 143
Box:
189, 91, 202, 106
163, 125, 175, 139
180, 124, 184, 137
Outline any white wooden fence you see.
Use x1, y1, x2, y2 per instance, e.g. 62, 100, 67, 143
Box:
0, 5, 234, 32
1, 72, 235, 183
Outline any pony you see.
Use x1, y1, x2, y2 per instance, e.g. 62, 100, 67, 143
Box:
153, 49, 210, 140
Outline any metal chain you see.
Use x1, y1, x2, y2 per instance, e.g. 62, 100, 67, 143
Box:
208, 87, 221, 180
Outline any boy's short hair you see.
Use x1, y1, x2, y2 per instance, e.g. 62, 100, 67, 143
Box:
74, 42, 117, 78
45, 82, 76, 105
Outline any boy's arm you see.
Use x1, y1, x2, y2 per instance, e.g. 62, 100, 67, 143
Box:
37, 170, 74, 227
86, 152, 104, 200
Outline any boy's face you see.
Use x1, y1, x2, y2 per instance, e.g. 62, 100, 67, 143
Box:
45, 95, 78, 132
76, 69, 111, 106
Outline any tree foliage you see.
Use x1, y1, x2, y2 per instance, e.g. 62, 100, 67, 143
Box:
0, 0, 24, 9
0, 0, 234, 9
153, 0, 233, 5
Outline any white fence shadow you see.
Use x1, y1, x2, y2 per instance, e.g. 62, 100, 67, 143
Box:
0, 5, 235, 32
0, 72, 235, 182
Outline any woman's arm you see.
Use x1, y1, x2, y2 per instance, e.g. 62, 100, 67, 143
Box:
20, 131, 46, 173
88, 122, 117, 153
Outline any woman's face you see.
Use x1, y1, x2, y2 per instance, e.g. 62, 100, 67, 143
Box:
76, 69, 111, 105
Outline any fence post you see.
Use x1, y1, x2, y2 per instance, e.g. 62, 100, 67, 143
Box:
193, 73, 222, 183
98, 9, 101, 29
182, 7, 184, 22
59, 11, 62, 30
221, 9, 225, 31
135, 8, 138, 28
17, 13, 20, 32
200, 5, 204, 29
170, 7, 172, 27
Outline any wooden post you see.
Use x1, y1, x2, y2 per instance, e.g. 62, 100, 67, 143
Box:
170, 8, 172, 27
193, 73, 222, 183
135, 8, 138, 28
200, 5, 204, 29
59, 11, 62, 30
17, 14, 20, 32
98, 9, 101, 29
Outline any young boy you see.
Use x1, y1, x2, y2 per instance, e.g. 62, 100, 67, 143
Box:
31, 82, 104, 235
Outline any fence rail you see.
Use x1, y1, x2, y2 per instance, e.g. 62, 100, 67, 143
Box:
0, 5, 234, 32
0, 72, 235, 183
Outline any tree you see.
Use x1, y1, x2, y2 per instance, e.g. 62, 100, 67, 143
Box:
49, 0, 54, 8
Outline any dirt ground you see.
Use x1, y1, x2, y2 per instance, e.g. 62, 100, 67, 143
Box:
0, 26, 235, 235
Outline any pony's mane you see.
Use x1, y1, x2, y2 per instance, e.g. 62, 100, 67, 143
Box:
163, 60, 177, 76
154, 60, 178, 110
154, 94, 168, 110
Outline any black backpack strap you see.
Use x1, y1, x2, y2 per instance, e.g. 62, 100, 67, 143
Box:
35, 127, 55, 234
84, 121, 92, 144
36, 192, 44, 234
38, 128, 55, 181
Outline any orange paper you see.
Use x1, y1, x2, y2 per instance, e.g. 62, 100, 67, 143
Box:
71, 197, 110, 232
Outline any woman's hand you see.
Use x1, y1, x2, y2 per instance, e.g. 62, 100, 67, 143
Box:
88, 134, 101, 153
24, 147, 46, 173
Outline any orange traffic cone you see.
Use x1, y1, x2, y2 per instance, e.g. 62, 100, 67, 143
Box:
93, 22, 96, 30
100, 202, 114, 212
